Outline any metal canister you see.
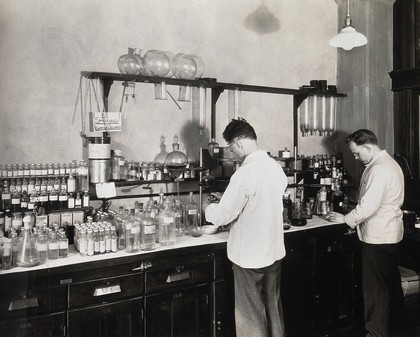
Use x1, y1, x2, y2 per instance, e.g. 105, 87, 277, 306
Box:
89, 159, 110, 184
88, 136, 111, 159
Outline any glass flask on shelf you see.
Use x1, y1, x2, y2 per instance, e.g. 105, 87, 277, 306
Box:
165, 135, 188, 180
123, 48, 145, 75
208, 138, 220, 159
117, 47, 134, 74
172, 53, 204, 80
143, 50, 174, 77
16, 216, 40, 267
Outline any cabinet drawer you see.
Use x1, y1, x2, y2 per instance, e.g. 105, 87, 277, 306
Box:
0, 312, 66, 337
0, 275, 66, 321
69, 273, 144, 308
145, 261, 210, 293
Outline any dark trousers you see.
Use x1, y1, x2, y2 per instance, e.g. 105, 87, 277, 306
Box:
362, 242, 404, 337
232, 260, 285, 337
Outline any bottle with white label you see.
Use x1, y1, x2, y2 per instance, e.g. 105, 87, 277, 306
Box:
185, 192, 198, 235
111, 149, 125, 180
157, 199, 175, 246
208, 138, 220, 158
87, 228, 94, 256
47, 232, 59, 260
125, 209, 141, 253
141, 210, 156, 251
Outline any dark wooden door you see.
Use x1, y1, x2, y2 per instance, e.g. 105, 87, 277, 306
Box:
67, 297, 143, 337
145, 284, 210, 337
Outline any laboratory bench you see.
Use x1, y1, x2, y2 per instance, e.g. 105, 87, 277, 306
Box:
0, 218, 366, 337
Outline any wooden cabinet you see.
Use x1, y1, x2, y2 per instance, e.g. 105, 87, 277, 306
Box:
0, 224, 363, 337
281, 224, 362, 337
0, 271, 67, 337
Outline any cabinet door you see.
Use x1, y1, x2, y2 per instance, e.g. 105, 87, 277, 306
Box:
145, 285, 210, 337
0, 312, 65, 337
281, 260, 314, 335
67, 297, 143, 337
213, 280, 235, 337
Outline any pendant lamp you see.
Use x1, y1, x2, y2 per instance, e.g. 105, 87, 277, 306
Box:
329, 0, 367, 51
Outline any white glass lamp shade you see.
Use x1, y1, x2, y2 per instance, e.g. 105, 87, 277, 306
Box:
329, 26, 367, 51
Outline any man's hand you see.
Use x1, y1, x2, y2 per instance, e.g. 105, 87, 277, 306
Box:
208, 192, 223, 203
326, 211, 346, 223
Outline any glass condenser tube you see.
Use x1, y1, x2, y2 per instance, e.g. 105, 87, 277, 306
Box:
319, 96, 327, 136
308, 95, 318, 135
299, 98, 310, 136
326, 96, 337, 135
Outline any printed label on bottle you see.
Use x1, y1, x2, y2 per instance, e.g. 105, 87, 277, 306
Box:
12, 219, 22, 229
164, 217, 174, 224
12, 198, 20, 204
59, 241, 68, 249
49, 242, 59, 250
49, 195, 58, 201
37, 243, 47, 251
188, 209, 197, 215
21, 202, 28, 208
144, 225, 156, 234
2, 193, 11, 199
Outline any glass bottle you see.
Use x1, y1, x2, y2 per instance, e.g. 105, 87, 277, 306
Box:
282, 193, 293, 223
59, 189, 68, 210
1, 182, 11, 211
37, 232, 48, 264
2, 240, 12, 269
99, 228, 106, 254
315, 186, 328, 216
47, 231, 59, 260
75, 192, 82, 208
67, 173, 76, 193
11, 190, 21, 213
92, 228, 99, 255
105, 227, 112, 253
140, 210, 156, 251
16, 217, 40, 267
82, 191, 90, 208
117, 47, 134, 74
208, 138, 220, 158
157, 199, 176, 246
87, 228, 94, 256
67, 192, 75, 209
110, 226, 118, 252
77, 160, 89, 192
48, 189, 59, 211
173, 199, 186, 237
58, 229, 68, 258
79, 228, 88, 256
125, 209, 141, 253
10, 232, 20, 267
111, 150, 125, 181
38, 190, 49, 213
20, 190, 29, 212
185, 192, 198, 235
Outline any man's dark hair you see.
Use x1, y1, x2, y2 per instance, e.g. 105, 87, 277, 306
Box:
345, 129, 378, 146
222, 118, 257, 143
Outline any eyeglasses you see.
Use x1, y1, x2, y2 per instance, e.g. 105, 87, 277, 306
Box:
226, 136, 245, 148
352, 146, 366, 158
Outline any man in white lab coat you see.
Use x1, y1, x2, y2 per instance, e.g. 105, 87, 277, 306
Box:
205, 118, 288, 337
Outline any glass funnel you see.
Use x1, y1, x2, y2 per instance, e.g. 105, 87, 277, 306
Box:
165, 135, 188, 180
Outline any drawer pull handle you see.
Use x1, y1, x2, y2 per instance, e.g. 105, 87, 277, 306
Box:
166, 271, 190, 283
93, 285, 122, 297
8, 298, 39, 311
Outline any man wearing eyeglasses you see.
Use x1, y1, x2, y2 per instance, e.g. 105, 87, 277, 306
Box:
330, 129, 404, 337
205, 118, 288, 337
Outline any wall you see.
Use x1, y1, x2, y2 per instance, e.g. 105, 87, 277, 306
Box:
335, 0, 395, 181
0, 0, 338, 167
